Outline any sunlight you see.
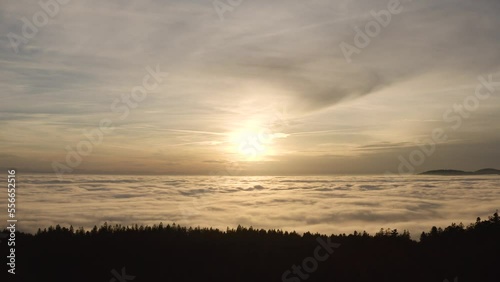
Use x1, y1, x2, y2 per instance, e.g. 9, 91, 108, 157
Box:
229, 121, 276, 161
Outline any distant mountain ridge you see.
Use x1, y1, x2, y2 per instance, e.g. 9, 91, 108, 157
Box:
420, 168, 500, 175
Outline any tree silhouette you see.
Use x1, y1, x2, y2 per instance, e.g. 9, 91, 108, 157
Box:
2, 212, 499, 282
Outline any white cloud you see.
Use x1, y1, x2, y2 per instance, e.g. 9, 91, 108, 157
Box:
2, 174, 499, 239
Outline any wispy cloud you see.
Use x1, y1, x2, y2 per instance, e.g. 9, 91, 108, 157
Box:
1, 0, 499, 174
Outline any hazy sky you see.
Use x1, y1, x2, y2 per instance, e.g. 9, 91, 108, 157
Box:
1, 0, 500, 175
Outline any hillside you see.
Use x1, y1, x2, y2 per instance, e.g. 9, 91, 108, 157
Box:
420, 168, 500, 176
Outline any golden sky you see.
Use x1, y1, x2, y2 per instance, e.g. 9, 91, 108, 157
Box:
1, 0, 500, 175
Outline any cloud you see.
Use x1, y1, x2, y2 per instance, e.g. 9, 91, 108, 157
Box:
0, 0, 499, 174
2, 174, 499, 240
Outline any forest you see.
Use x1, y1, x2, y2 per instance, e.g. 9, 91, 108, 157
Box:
2, 212, 499, 282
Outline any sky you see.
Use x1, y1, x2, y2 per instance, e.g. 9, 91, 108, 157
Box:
1, 0, 500, 175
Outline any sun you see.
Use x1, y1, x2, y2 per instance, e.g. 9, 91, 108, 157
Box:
229, 123, 276, 161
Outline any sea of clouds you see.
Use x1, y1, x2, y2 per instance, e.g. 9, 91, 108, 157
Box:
1, 174, 499, 239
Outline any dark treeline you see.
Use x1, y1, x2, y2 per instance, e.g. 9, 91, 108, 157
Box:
2, 212, 499, 282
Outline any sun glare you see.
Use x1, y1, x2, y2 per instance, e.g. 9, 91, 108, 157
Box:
229, 122, 276, 161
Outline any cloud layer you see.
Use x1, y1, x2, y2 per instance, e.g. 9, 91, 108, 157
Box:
2, 174, 499, 239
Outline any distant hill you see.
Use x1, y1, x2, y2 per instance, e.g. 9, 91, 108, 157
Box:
475, 168, 500, 175
420, 168, 500, 175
